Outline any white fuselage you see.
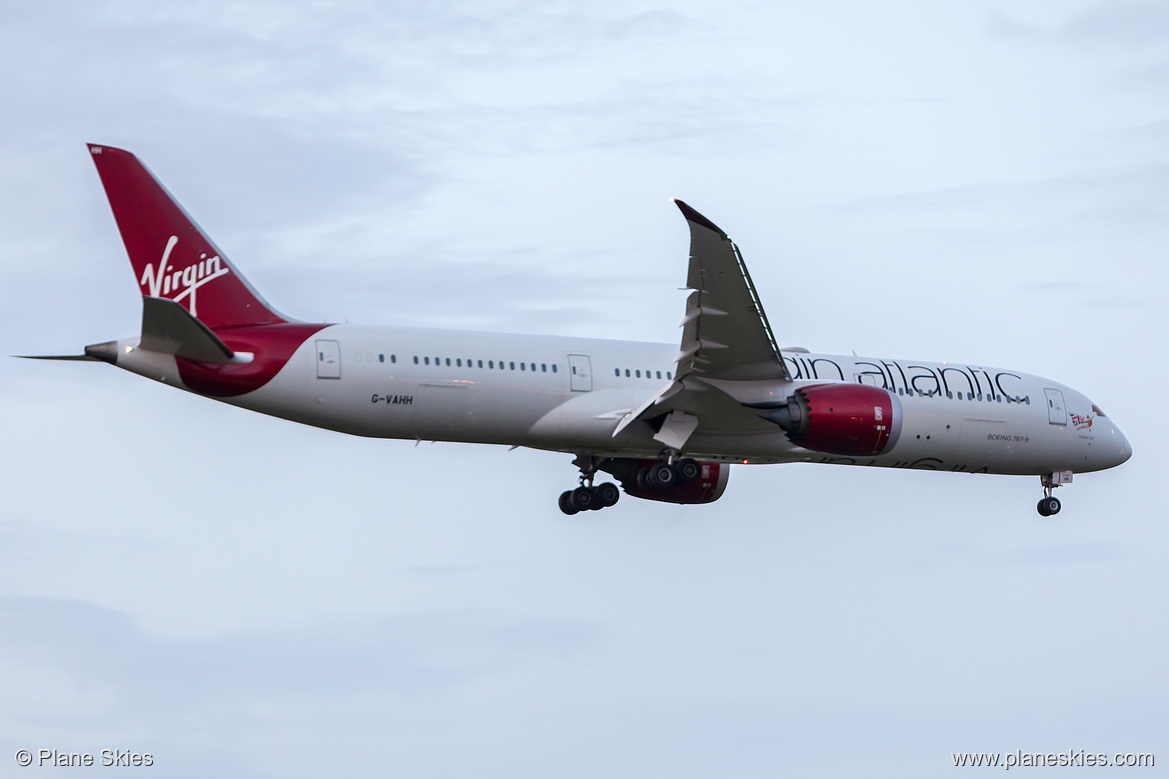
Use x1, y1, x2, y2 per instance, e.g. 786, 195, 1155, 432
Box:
110, 323, 1132, 477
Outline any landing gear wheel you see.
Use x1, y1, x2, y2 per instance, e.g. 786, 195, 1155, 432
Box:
559, 490, 579, 515
595, 482, 620, 507
1037, 496, 1061, 516
572, 485, 595, 511
647, 462, 675, 488
636, 466, 651, 491
676, 458, 701, 484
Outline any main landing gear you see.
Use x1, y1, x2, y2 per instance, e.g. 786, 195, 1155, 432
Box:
1037, 471, 1072, 516
558, 454, 706, 514
635, 457, 701, 489
559, 455, 621, 515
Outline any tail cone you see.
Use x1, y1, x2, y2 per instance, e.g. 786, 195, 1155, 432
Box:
84, 340, 118, 364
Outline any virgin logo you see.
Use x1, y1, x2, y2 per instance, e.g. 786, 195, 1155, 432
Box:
138, 235, 229, 318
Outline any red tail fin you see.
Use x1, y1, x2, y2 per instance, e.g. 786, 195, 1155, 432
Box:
88, 144, 287, 328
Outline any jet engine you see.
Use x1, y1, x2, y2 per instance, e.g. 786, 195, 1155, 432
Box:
601, 458, 730, 505
763, 383, 903, 456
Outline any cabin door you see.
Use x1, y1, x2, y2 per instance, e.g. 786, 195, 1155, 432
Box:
568, 354, 592, 392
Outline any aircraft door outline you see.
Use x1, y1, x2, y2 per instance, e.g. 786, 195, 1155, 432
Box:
316, 339, 341, 379
568, 354, 592, 392
1044, 388, 1067, 425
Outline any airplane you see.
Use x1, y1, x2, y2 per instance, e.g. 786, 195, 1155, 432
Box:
26, 144, 1131, 516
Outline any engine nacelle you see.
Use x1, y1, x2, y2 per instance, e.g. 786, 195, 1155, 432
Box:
764, 383, 903, 456
601, 458, 730, 505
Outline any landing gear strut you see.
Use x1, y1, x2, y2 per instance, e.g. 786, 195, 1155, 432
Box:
1037, 471, 1071, 516
559, 455, 621, 515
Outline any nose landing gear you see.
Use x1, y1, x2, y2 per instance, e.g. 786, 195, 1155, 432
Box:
1037, 471, 1072, 516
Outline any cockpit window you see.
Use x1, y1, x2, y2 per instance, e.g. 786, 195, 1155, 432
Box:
1092, 404, 1107, 417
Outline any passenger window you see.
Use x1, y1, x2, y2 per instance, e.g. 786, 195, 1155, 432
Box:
520, 363, 526, 371
666, 371, 671, 379
391, 355, 397, 363
552, 364, 558, 373
378, 354, 384, 363
636, 370, 641, 378
413, 356, 419, 364
541, 364, 547, 372
510, 361, 515, 370
445, 358, 451, 366
656, 371, 662, 379
424, 357, 430, 365
488, 360, 494, 369
625, 369, 630, 377
614, 369, 620, 377
456, 358, 462, 367
478, 360, 483, 368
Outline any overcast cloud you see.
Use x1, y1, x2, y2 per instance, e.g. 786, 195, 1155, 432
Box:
2, 1, 1166, 776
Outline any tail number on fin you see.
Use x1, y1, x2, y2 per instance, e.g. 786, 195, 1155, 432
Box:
137, 235, 230, 319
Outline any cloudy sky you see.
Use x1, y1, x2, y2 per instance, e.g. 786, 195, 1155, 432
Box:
2, 1, 1167, 776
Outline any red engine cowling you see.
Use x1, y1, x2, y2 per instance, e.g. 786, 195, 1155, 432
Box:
765, 383, 903, 456
602, 458, 730, 505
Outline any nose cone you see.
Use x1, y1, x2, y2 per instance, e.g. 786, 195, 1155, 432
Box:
1118, 432, 1132, 465
1102, 420, 1132, 469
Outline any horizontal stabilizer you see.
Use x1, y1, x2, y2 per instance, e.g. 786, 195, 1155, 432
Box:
140, 296, 235, 363
15, 353, 99, 361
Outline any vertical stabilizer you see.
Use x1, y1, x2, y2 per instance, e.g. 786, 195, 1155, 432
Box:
87, 143, 288, 328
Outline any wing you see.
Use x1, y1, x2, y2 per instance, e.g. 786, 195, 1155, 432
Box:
673, 199, 789, 384
614, 201, 790, 448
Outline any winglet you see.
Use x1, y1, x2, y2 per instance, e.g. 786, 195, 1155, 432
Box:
672, 199, 727, 239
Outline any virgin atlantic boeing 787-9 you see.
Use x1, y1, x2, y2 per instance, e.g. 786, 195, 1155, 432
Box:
26, 145, 1131, 515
